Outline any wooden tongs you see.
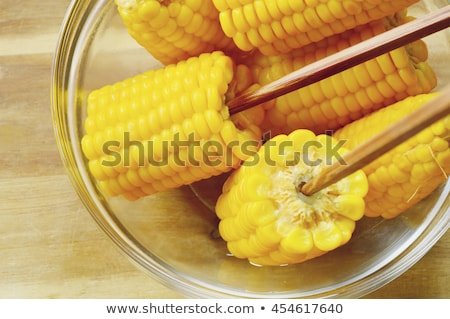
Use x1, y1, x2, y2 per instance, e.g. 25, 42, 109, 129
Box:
227, 5, 450, 196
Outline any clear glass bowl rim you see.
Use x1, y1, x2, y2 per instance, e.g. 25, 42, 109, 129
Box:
51, 0, 450, 298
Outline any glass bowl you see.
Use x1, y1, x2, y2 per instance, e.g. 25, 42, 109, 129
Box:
51, 0, 450, 298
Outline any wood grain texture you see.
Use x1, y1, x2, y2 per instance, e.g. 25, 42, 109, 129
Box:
0, 0, 448, 299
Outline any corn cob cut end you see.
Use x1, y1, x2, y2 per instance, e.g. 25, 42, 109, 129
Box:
216, 129, 368, 266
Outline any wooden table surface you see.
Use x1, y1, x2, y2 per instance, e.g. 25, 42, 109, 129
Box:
0, 0, 448, 298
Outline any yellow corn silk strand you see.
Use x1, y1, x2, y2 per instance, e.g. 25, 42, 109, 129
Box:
243, 13, 437, 136
81, 51, 263, 201
334, 93, 450, 219
215, 129, 368, 266
115, 0, 242, 65
212, 0, 418, 56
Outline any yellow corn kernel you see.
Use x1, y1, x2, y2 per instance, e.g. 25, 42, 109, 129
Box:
242, 14, 436, 135
280, 228, 314, 255
81, 52, 262, 201
215, 129, 368, 266
334, 93, 450, 219
212, 0, 418, 55
115, 0, 242, 65
311, 221, 345, 252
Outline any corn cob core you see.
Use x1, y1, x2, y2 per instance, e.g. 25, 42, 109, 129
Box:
244, 13, 437, 136
216, 129, 368, 266
81, 51, 263, 201
115, 0, 242, 65
334, 93, 450, 219
212, 0, 418, 56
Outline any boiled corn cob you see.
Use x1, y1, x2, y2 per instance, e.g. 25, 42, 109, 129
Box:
334, 93, 450, 219
115, 0, 242, 65
244, 14, 437, 135
81, 51, 264, 201
212, 0, 419, 56
215, 129, 368, 266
